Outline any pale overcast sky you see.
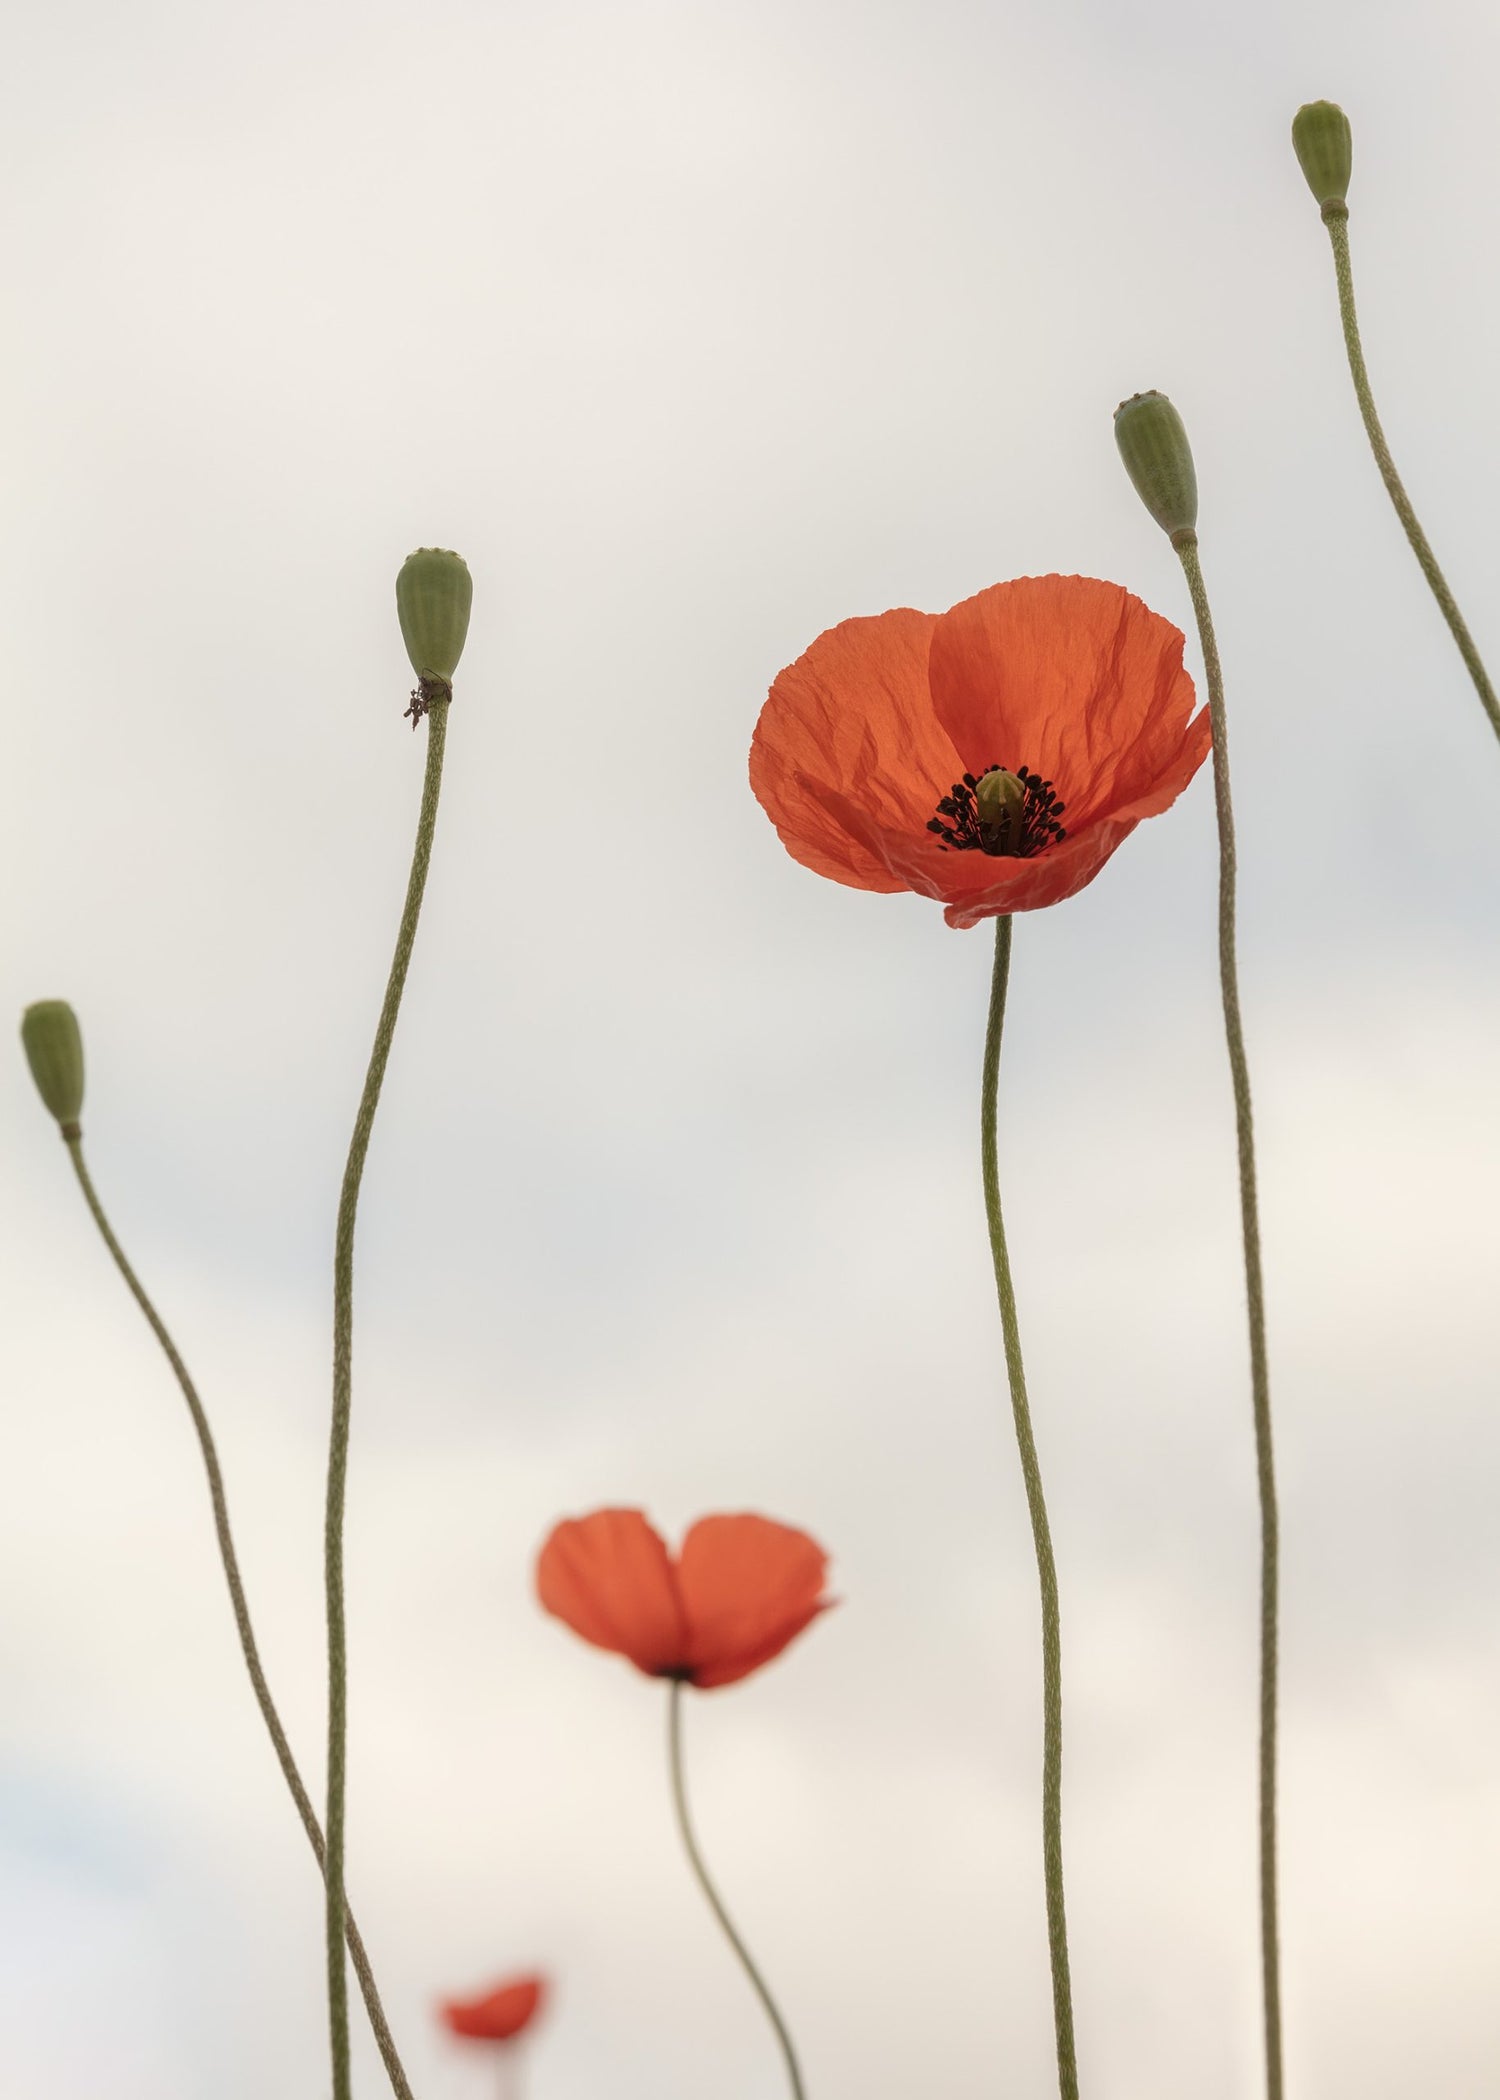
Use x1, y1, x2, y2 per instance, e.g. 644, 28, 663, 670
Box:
4, 2, 1500, 2097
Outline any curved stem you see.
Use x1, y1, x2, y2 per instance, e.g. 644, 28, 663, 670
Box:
1322, 204, 1500, 745
326, 695, 451, 2100
61, 1133, 415, 2100
1173, 535, 1283, 2100
666, 1679, 806, 2100
980, 914, 1078, 2100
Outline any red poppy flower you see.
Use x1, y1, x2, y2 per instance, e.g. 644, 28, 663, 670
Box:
750, 573, 1210, 928
536, 1508, 832, 1690
439, 1973, 547, 2043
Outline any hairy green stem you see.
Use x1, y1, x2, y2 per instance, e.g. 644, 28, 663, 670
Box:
666, 1680, 805, 2100
61, 1131, 415, 2100
1173, 534, 1282, 2100
980, 914, 1078, 2100
1322, 204, 1500, 744
326, 695, 451, 2100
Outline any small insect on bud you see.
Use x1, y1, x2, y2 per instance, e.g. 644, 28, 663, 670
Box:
1114, 391, 1199, 547
1292, 100, 1352, 213
396, 548, 473, 689
21, 999, 85, 1134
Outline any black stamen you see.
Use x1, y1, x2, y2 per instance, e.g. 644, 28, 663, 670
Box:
927, 762, 1068, 858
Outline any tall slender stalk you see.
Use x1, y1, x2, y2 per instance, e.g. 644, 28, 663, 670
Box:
326, 694, 451, 2100
60, 1131, 415, 2100
1321, 203, 1500, 745
979, 914, 1078, 2100
666, 1679, 806, 2100
1173, 535, 1283, 2100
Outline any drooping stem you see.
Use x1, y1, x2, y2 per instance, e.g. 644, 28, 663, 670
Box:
327, 694, 451, 2100
980, 914, 1078, 2100
1322, 204, 1500, 745
1173, 535, 1283, 2100
61, 1131, 415, 2100
666, 1679, 806, 2100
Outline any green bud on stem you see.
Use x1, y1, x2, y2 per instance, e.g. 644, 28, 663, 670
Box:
1292, 100, 1352, 215
1113, 391, 1199, 547
21, 999, 85, 1133
396, 548, 473, 686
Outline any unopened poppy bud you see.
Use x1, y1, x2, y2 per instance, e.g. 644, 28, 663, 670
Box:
396, 548, 472, 685
21, 999, 84, 1133
1113, 391, 1198, 546
1292, 100, 1352, 212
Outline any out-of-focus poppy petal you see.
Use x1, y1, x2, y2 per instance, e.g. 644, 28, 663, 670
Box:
675, 1514, 832, 1689
536, 1510, 688, 1677
928, 577, 1202, 829
439, 1974, 547, 2042
750, 608, 952, 892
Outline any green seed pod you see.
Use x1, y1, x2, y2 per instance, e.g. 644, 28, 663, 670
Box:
975, 767, 1028, 851
1292, 100, 1352, 211
21, 999, 85, 1131
396, 548, 473, 684
1114, 391, 1199, 545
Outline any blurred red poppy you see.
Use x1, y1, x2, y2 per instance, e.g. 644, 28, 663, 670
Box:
750, 573, 1210, 928
439, 1973, 547, 2043
537, 1509, 832, 1689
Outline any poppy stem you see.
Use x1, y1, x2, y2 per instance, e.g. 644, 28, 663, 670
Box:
1172, 535, 1283, 2100
326, 695, 451, 2100
665, 1679, 807, 2100
1320, 203, 1500, 744
59, 1131, 416, 2100
980, 914, 1079, 2100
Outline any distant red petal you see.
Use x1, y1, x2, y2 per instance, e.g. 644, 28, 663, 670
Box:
440, 1974, 547, 2042
536, 1510, 689, 1678
675, 1514, 832, 1689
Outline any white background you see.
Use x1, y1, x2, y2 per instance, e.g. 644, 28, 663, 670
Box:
4, 1, 1499, 2095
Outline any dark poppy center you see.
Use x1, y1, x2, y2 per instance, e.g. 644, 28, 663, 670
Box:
927, 764, 1067, 857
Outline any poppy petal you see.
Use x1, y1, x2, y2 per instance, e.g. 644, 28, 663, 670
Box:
936, 816, 1144, 926
1099, 707, 1214, 828
675, 1514, 832, 1689
750, 608, 954, 892
536, 1509, 689, 1678
927, 576, 1202, 828
440, 1975, 547, 2042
